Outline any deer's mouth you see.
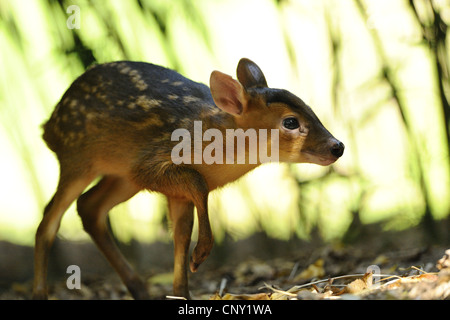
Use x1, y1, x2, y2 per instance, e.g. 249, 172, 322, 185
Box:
301, 150, 338, 166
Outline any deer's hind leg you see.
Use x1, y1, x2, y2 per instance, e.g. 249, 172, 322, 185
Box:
33, 167, 96, 299
76, 175, 148, 299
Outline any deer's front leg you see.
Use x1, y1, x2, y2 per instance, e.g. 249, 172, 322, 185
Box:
189, 194, 213, 273
149, 165, 214, 281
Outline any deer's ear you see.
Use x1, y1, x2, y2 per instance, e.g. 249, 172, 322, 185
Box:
210, 70, 246, 115
236, 58, 268, 89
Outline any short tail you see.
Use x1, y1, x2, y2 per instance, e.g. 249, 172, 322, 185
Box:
41, 106, 61, 152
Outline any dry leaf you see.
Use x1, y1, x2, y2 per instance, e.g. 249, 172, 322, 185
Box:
262, 283, 297, 300
437, 249, 450, 270
147, 272, 174, 285
11, 282, 28, 295
400, 273, 438, 283
373, 254, 389, 265
234, 260, 275, 285
211, 293, 271, 300
294, 259, 325, 281
339, 272, 373, 295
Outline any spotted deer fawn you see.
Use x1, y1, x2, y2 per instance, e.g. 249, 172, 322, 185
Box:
33, 58, 344, 299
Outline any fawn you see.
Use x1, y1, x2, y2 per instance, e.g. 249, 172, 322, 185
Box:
33, 58, 344, 299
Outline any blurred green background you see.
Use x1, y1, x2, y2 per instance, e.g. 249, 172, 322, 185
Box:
0, 0, 449, 248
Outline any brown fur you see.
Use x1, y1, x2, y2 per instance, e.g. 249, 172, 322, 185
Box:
33, 58, 344, 299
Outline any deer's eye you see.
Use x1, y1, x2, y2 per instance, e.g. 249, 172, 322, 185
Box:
282, 117, 300, 130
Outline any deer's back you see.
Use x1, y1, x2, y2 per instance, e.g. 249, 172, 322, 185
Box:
43, 61, 216, 154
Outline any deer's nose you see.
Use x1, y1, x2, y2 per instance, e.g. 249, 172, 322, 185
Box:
330, 141, 345, 158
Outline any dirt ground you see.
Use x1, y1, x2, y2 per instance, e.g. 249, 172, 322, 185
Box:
0, 221, 449, 300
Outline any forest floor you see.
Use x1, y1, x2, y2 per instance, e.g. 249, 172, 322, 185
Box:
0, 222, 449, 300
